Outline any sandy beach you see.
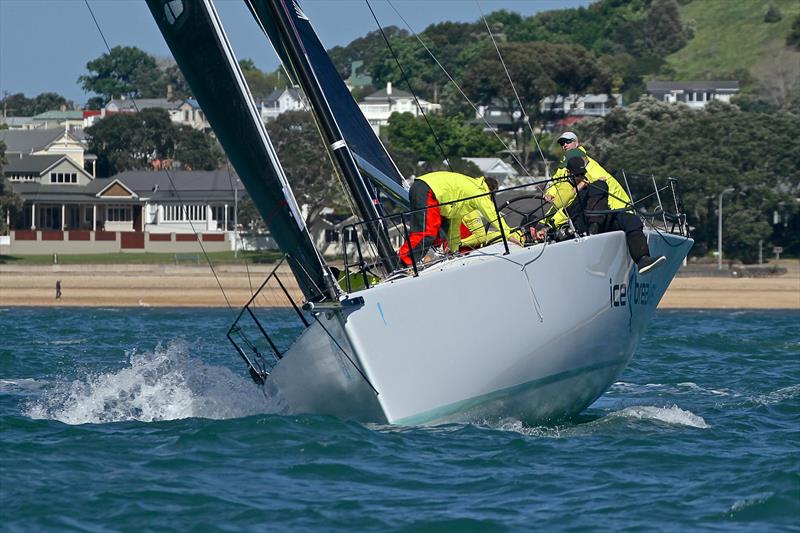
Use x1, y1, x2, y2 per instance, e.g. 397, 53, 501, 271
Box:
1, 261, 798, 309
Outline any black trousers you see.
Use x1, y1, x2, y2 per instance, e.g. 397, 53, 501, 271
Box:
567, 181, 650, 263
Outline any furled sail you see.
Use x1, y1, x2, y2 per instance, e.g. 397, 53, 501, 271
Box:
246, 0, 410, 206
146, 0, 335, 301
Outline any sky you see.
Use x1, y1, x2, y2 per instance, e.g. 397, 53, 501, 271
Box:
0, 0, 592, 107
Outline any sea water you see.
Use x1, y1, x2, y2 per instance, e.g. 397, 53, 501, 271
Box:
1, 307, 798, 531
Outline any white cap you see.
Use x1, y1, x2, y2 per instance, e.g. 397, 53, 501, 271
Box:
558, 131, 578, 142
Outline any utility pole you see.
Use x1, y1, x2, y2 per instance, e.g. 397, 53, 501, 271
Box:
717, 187, 734, 270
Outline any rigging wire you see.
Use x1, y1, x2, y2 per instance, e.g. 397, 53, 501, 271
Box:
383, 0, 531, 176
223, 162, 255, 298
475, 0, 550, 179
84, 0, 234, 310
246, 0, 362, 284
364, 0, 453, 172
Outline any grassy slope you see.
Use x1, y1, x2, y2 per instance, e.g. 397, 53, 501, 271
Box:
665, 0, 800, 81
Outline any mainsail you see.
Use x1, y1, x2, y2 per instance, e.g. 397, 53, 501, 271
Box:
246, 0, 409, 206
146, 0, 335, 301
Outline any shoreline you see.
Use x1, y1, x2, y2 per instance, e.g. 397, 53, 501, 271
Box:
1, 263, 798, 309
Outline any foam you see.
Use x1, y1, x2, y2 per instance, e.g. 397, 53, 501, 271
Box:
25, 340, 275, 424
608, 404, 709, 428
750, 384, 800, 406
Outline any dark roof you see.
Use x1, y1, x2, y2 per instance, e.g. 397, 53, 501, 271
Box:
106, 98, 183, 111
32, 111, 84, 120
646, 80, 740, 92
263, 87, 302, 104
10, 182, 107, 203
8, 169, 246, 204
110, 170, 245, 195
0, 129, 68, 153
2, 154, 65, 174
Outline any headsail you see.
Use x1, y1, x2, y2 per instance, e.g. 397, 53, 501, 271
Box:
247, 0, 410, 206
247, 0, 400, 273
146, 0, 335, 301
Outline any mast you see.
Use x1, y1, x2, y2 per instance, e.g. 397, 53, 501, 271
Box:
146, 0, 337, 301
255, 0, 398, 273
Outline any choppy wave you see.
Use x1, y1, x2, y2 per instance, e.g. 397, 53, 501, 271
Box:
604, 404, 709, 428
0, 378, 45, 393
25, 340, 273, 424
749, 384, 800, 406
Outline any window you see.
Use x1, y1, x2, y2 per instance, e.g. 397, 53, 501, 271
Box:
163, 204, 206, 221
106, 206, 132, 222
49, 172, 77, 184
343, 228, 357, 243
324, 229, 340, 243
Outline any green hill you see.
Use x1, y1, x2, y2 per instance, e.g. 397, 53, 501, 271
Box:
664, 0, 800, 83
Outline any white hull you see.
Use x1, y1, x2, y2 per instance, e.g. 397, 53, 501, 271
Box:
265, 230, 692, 425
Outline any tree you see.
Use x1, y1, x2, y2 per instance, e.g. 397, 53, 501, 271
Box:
0, 92, 74, 116
576, 97, 800, 261
79, 46, 166, 104
764, 4, 783, 23
752, 41, 800, 108
86, 108, 177, 176
461, 41, 611, 167
265, 111, 349, 226
174, 126, 224, 170
386, 112, 503, 165
0, 141, 23, 234
328, 26, 409, 80
239, 59, 289, 99
788, 14, 800, 49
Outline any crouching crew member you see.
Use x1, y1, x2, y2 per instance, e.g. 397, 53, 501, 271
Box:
539, 150, 666, 276
398, 171, 522, 266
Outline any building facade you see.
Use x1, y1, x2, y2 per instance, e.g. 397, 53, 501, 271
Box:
646, 81, 740, 108
358, 82, 441, 134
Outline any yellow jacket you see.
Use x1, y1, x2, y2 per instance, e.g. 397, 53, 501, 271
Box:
459, 209, 502, 249
543, 147, 631, 228
416, 172, 516, 251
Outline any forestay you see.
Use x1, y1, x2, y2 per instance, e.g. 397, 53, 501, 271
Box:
247, 0, 410, 206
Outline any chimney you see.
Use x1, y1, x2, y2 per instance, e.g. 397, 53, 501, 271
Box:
167, 83, 174, 100
59, 104, 66, 112
387, 82, 392, 96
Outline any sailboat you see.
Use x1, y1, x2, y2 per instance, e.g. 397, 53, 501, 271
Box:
146, 0, 693, 425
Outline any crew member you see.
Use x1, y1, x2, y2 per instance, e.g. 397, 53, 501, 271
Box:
543, 131, 633, 229
547, 154, 666, 275
458, 177, 503, 251
398, 171, 522, 266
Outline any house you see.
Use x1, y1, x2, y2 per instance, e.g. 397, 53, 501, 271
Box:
646, 81, 740, 108
0, 116, 37, 130
344, 60, 372, 91
259, 87, 306, 122
99, 97, 208, 130
462, 157, 518, 185
307, 209, 405, 259
0, 128, 89, 169
358, 82, 441, 134
2, 159, 245, 254
30, 110, 85, 131
541, 94, 622, 118
105, 97, 185, 123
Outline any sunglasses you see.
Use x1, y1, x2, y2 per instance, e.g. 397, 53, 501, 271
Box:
558, 138, 575, 146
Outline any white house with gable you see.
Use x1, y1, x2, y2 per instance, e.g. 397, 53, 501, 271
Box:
358, 82, 441, 134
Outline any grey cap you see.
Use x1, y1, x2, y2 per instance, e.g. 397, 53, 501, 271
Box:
558, 131, 578, 142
